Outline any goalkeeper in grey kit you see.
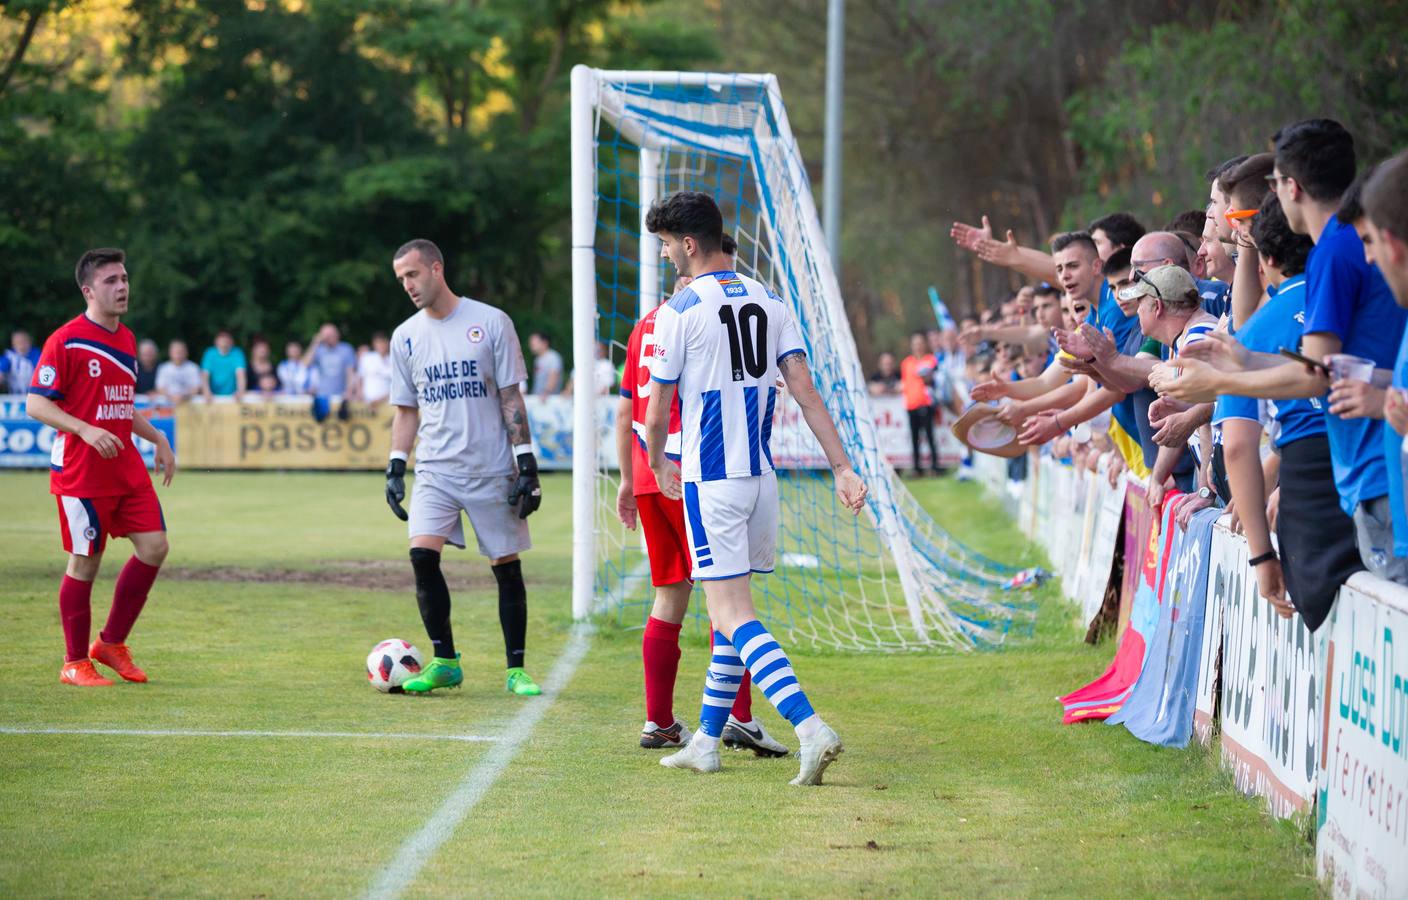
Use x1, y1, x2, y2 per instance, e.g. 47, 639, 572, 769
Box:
383, 238, 544, 696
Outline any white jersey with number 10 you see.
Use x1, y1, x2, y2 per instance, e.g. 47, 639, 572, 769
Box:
650, 270, 806, 484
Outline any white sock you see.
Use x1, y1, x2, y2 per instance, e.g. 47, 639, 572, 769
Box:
692, 733, 720, 752
795, 714, 824, 740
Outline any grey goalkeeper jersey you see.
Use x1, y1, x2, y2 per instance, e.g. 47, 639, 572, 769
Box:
390, 297, 528, 478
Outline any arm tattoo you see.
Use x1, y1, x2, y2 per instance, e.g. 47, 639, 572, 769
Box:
499, 385, 532, 446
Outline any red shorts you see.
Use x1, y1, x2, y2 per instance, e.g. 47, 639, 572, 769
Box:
636, 491, 691, 587
56, 484, 165, 557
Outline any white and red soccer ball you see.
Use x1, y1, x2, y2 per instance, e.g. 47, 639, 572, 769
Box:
366, 639, 424, 693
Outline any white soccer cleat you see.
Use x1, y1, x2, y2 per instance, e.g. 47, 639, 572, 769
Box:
660, 737, 720, 774
790, 722, 843, 786
722, 715, 789, 757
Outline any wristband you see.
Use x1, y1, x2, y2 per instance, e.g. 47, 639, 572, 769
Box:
389, 450, 408, 463
513, 443, 534, 457
1249, 551, 1278, 567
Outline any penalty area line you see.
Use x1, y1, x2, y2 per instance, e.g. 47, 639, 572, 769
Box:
364, 622, 595, 900
0, 726, 499, 743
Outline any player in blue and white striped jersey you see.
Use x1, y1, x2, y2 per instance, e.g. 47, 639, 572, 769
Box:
644, 191, 868, 786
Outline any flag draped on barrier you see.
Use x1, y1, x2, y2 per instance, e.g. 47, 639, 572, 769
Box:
1059, 493, 1183, 723
1107, 505, 1219, 747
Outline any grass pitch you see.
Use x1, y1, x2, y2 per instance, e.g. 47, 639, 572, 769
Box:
0, 471, 1314, 897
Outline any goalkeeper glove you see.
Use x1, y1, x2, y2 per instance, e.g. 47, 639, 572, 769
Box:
385, 457, 408, 521
508, 452, 542, 519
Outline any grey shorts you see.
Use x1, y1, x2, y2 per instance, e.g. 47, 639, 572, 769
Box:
408, 469, 531, 559
1352, 495, 1408, 585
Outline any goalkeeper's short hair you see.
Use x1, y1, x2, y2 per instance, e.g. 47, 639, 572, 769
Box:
645, 191, 724, 252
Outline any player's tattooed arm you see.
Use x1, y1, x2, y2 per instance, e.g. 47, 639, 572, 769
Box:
779, 351, 867, 514
498, 384, 532, 446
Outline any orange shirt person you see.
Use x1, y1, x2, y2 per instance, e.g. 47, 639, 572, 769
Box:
900, 332, 941, 475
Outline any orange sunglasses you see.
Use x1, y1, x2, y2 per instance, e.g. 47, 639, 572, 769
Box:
1224, 208, 1258, 225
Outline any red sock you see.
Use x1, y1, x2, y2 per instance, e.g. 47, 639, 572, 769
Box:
731, 668, 754, 722
101, 556, 160, 645
709, 625, 755, 722
59, 576, 94, 662
642, 616, 682, 726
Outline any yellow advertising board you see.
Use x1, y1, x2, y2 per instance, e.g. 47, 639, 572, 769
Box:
176, 400, 395, 470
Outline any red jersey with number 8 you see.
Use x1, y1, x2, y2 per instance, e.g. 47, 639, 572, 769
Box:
30, 314, 151, 497
621, 307, 682, 497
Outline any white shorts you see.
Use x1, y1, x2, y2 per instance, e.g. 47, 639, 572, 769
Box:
408, 468, 532, 559
681, 472, 777, 580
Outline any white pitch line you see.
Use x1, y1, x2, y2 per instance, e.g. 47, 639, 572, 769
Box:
0, 726, 498, 743
364, 622, 595, 900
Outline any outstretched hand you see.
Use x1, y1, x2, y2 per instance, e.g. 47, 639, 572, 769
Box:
835, 468, 868, 514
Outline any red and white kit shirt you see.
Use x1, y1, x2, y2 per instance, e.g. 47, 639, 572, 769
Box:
30, 314, 151, 497
621, 306, 683, 497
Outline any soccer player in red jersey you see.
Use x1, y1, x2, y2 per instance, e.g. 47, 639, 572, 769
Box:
614, 239, 788, 756
26, 248, 176, 686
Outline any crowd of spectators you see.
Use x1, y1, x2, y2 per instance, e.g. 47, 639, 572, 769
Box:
932, 118, 1408, 632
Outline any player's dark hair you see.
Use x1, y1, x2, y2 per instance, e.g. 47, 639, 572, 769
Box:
1086, 213, 1145, 250
1273, 118, 1356, 203
1103, 247, 1133, 275
1206, 154, 1250, 185
1335, 163, 1376, 225
1050, 231, 1098, 258
1164, 209, 1207, 234
75, 247, 125, 288
1251, 195, 1312, 277
1220, 152, 1275, 212
645, 191, 724, 253
1364, 150, 1408, 241
394, 238, 444, 267
721, 233, 737, 256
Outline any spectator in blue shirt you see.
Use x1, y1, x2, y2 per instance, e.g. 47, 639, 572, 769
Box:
1, 330, 41, 394
201, 330, 247, 398
302, 323, 359, 421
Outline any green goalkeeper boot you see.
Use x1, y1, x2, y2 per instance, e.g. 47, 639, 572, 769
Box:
505, 667, 541, 696
401, 654, 463, 694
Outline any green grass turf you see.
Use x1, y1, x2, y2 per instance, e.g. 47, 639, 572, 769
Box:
0, 471, 1316, 897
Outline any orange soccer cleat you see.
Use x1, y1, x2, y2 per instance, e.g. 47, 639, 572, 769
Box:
89, 639, 148, 683
60, 659, 115, 687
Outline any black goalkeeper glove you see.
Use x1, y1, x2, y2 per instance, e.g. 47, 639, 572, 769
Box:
385, 457, 408, 521
508, 452, 542, 519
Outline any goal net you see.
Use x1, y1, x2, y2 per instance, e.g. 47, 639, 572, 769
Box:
569, 67, 1037, 651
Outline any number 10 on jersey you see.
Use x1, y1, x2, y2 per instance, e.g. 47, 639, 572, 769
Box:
719, 303, 768, 382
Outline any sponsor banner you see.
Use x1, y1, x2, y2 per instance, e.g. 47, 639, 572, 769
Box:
1316, 575, 1408, 899
1118, 482, 1154, 641
1110, 505, 1220, 748
0, 395, 174, 470
1216, 523, 1319, 818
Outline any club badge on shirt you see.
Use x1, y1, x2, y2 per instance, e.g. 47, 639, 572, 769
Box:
37, 365, 56, 386
467, 326, 485, 344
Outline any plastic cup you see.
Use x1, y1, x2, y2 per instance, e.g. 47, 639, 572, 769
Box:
1326, 353, 1375, 383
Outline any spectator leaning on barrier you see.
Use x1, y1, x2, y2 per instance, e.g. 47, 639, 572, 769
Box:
277, 340, 313, 396
304, 323, 358, 420
2, 329, 41, 394
1213, 195, 1359, 629
135, 339, 159, 394
155, 340, 202, 403
1361, 151, 1408, 520
201, 329, 247, 398
247, 336, 279, 397
868, 351, 900, 396
1152, 119, 1408, 587
359, 332, 392, 405
528, 332, 563, 396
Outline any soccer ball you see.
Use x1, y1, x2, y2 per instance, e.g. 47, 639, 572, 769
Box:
366, 639, 424, 693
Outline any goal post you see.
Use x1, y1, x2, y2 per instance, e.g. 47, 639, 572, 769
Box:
569, 65, 1036, 651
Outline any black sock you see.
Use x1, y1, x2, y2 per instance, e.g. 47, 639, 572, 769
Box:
492, 559, 527, 669
410, 548, 455, 659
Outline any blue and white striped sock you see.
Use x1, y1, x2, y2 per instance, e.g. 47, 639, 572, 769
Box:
731, 619, 815, 728
697, 630, 744, 741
